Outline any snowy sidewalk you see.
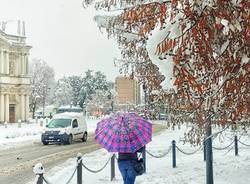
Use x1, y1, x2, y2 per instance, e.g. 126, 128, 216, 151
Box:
28, 127, 250, 184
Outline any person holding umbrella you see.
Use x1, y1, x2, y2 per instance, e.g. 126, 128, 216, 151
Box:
117, 146, 145, 184
95, 112, 152, 184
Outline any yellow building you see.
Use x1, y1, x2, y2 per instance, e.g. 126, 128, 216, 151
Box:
0, 27, 31, 123
115, 76, 141, 105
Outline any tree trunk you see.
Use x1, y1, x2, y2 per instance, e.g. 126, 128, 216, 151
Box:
205, 120, 214, 184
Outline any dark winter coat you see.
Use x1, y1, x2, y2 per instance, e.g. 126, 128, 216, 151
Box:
118, 147, 144, 162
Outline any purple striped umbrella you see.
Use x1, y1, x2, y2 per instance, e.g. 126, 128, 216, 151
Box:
95, 112, 152, 153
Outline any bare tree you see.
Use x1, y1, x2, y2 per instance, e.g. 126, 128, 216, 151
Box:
29, 59, 55, 118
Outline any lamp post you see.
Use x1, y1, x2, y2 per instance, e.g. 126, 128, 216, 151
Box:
142, 82, 147, 119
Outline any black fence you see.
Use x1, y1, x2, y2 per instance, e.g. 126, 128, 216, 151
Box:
33, 136, 250, 184
33, 153, 114, 184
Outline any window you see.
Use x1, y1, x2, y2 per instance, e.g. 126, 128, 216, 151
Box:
47, 119, 71, 128
72, 119, 78, 128
57, 107, 82, 114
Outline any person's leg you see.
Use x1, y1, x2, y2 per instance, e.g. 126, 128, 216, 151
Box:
126, 161, 137, 184
118, 161, 128, 184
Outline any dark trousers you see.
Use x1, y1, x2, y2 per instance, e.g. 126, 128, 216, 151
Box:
118, 160, 137, 184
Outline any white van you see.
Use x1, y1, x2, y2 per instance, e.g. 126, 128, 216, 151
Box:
41, 112, 88, 145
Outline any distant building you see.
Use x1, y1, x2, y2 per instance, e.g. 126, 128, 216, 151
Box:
115, 76, 141, 106
0, 22, 31, 123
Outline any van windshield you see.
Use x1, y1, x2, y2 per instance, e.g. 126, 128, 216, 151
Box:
57, 108, 82, 114
47, 119, 71, 128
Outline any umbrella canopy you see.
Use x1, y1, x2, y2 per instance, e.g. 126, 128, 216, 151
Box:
95, 112, 152, 153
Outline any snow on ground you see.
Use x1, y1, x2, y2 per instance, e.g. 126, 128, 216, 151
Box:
28, 124, 250, 184
0, 118, 99, 150
1, 118, 249, 183
0, 121, 43, 150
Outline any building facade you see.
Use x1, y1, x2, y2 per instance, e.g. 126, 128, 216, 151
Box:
0, 29, 31, 123
115, 76, 141, 105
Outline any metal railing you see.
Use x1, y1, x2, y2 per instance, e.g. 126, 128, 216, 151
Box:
33, 136, 250, 184
33, 153, 115, 184
146, 145, 172, 158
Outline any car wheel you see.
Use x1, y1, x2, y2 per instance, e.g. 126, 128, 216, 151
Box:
82, 132, 88, 142
67, 135, 73, 145
42, 141, 48, 145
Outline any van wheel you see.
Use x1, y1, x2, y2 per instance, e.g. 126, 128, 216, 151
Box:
42, 141, 48, 145
82, 132, 88, 142
67, 135, 73, 145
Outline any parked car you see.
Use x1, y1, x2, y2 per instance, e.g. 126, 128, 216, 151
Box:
35, 105, 57, 118
159, 113, 168, 120
41, 112, 88, 145
34, 111, 43, 119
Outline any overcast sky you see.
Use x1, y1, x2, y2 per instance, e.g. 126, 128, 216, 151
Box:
0, 0, 121, 81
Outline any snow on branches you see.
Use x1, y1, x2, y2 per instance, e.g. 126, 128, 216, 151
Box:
151, 0, 249, 143
84, 0, 250, 143
156, 0, 250, 125
85, 0, 168, 91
